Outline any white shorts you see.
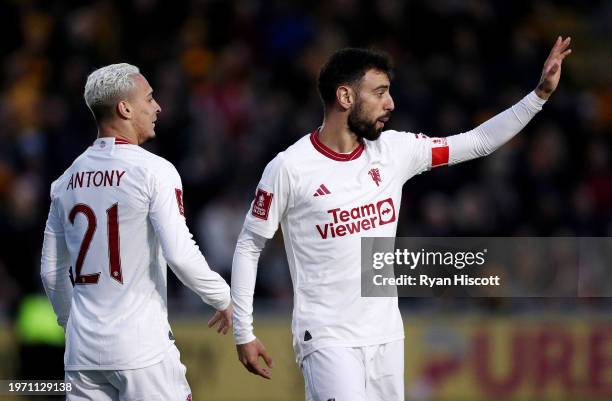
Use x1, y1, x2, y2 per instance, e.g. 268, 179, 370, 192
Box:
301, 340, 404, 401
65, 345, 192, 401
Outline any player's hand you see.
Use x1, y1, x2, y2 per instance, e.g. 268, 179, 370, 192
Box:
535, 36, 572, 100
207, 304, 232, 335
236, 338, 274, 379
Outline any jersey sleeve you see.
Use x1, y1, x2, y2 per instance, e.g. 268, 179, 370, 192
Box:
148, 162, 230, 311
445, 91, 546, 164
243, 153, 292, 239
231, 227, 268, 344
381, 131, 438, 184
386, 91, 546, 183
40, 187, 73, 328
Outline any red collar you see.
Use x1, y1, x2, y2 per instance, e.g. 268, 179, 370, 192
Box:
114, 137, 132, 144
309, 128, 364, 162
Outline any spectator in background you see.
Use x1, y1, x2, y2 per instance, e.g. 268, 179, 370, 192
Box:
0, 0, 610, 321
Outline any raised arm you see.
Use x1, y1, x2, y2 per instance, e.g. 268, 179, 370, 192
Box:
398, 35, 571, 173
447, 36, 572, 164
443, 90, 545, 165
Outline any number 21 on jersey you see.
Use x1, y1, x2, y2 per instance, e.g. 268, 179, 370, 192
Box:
69, 203, 123, 285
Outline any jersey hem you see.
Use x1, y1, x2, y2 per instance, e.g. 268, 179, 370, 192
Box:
64, 342, 174, 371
296, 332, 405, 364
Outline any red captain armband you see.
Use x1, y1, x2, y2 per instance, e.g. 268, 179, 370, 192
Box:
251, 188, 273, 220
430, 137, 449, 167
175, 188, 185, 216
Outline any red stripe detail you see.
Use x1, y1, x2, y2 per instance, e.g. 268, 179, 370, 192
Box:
316, 188, 325, 196
114, 137, 132, 144
320, 184, 331, 194
431, 146, 449, 167
175, 189, 185, 216
309, 128, 364, 162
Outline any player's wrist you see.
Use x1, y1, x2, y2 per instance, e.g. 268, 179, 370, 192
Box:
534, 85, 552, 101
234, 332, 257, 345
213, 294, 232, 312
525, 90, 548, 111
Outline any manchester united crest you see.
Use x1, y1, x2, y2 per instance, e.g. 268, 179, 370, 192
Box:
368, 168, 382, 186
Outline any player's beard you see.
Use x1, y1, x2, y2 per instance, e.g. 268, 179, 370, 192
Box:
347, 99, 385, 141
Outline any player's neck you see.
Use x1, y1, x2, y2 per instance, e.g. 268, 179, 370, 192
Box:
97, 121, 138, 145
318, 116, 360, 154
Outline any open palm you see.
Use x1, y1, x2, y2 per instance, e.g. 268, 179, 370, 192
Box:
536, 36, 572, 100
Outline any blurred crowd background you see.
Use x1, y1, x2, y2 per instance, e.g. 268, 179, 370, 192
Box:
0, 0, 611, 399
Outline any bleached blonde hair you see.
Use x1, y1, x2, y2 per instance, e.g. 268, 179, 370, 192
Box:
83, 63, 140, 119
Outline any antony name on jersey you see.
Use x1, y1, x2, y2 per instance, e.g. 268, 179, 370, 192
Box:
41, 137, 230, 370
66, 169, 126, 190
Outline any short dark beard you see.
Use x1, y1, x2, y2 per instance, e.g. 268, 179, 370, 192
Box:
347, 98, 383, 141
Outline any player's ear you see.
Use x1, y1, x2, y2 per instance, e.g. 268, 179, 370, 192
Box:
117, 100, 132, 120
336, 85, 354, 111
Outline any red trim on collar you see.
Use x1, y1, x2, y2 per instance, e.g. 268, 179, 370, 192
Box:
114, 137, 132, 145
309, 128, 364, 162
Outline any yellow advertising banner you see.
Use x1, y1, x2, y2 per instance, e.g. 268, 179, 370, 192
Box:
1, 315, 611, 401
172, 315, 612, 401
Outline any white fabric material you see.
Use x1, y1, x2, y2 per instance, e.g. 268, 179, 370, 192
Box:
446, 91, 546, 164
231, 227, 267, 345
231, 91, 545, 362
302, 340, 404, 401
41, 210, 73, 328
41, 137, 230, 370
236, 135, 408, 363
65, 345, 191, 401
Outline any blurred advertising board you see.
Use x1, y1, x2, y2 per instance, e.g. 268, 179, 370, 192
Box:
1, 315, 611, 401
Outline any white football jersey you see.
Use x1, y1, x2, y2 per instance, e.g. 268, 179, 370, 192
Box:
41, 137, 230, 370
244, 129, 446, 361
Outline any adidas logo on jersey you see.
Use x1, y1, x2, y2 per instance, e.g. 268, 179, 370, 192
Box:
315, 198, 396, 239
313, 184, 331, 197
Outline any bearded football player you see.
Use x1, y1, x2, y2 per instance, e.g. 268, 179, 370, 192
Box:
231, 37, 571, 401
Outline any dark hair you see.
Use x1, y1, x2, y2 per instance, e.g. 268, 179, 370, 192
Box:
317, 48, 393, 107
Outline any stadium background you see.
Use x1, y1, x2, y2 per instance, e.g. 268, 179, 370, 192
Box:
0, 0, 611, 400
